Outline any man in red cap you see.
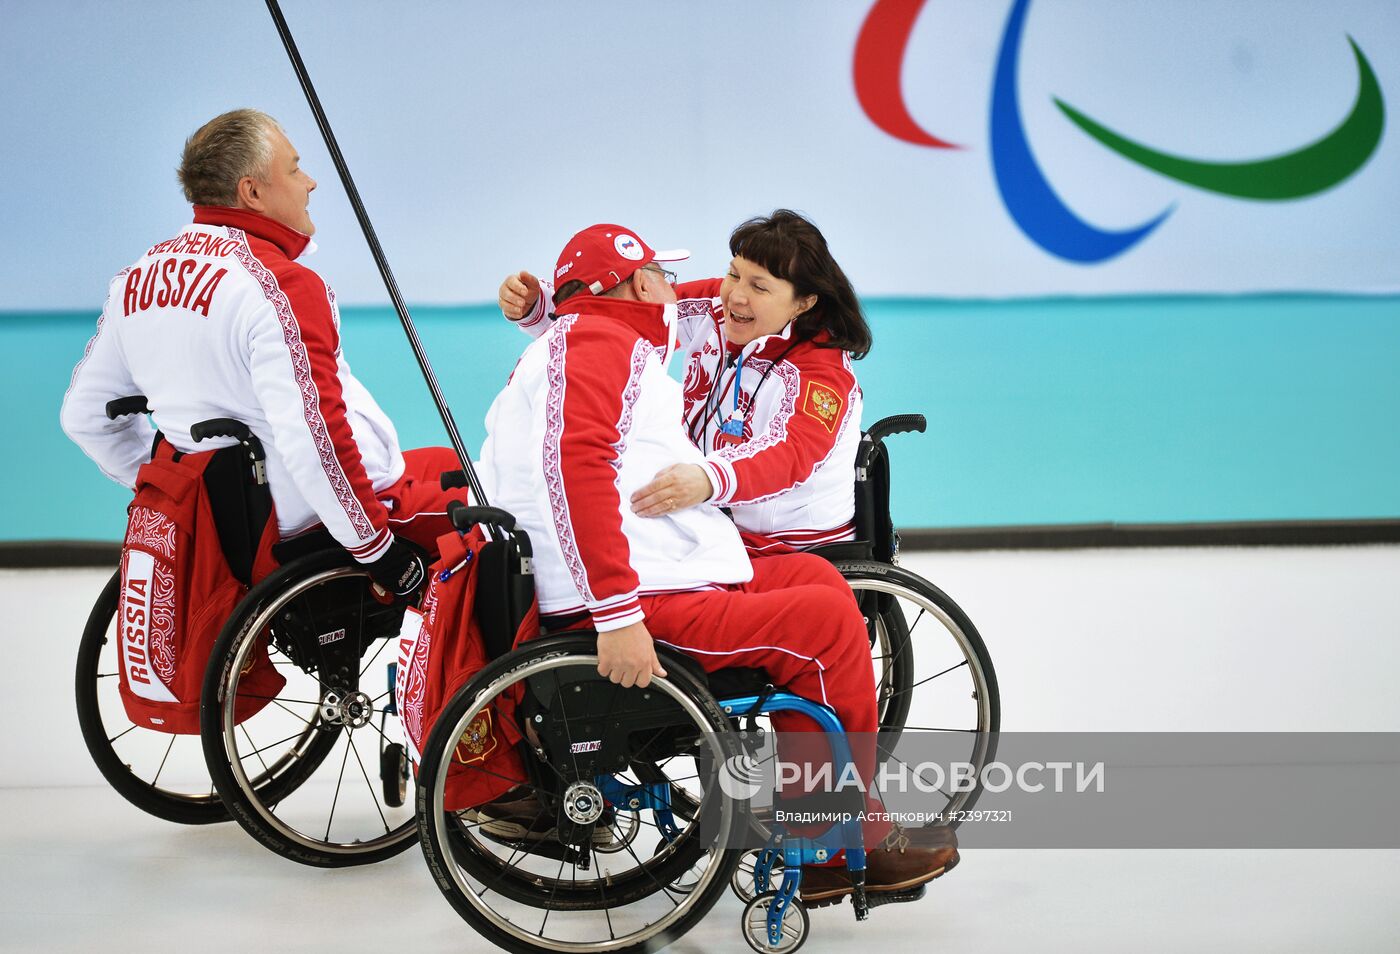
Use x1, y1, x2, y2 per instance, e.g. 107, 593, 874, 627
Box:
475, 223, 958, 906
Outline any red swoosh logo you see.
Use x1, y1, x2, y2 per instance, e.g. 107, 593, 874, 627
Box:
854, 0, 961, 148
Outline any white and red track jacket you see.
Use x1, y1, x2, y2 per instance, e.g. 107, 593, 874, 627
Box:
61, 206, 405, 562
480, 294, 752, 630
515, 278, 862, 552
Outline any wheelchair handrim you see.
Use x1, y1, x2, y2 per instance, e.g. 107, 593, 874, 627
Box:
217, 566, 415, 855
843, 571, 998, 817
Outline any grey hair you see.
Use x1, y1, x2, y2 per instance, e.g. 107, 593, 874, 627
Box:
177, 109, 284, 206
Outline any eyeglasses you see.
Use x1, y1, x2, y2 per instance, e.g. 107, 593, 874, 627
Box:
642, 264, 677, 285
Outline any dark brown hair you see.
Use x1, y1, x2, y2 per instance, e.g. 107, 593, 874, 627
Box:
728, 209, 871, 358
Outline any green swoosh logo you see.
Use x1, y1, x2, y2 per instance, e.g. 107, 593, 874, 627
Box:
1054, 37, 1384, 200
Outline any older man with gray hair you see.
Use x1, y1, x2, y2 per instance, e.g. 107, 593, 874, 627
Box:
62, 108, 461, 593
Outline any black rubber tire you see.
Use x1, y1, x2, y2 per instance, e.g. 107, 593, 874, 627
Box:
381, 743, 408, 808
201, 549, 415, 867
74, 570, 230, 825
836, 560, 1001, 819
418, 634, 745, 954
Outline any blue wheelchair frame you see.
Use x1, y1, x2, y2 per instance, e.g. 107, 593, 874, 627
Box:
594, 688, 871, 948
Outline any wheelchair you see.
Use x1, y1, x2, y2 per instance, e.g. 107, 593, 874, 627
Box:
74, 398, 299, 825
76, 565, 228, 823
198, 534, 422, 866
412, 414, 999, 953
76, 397, 424, 860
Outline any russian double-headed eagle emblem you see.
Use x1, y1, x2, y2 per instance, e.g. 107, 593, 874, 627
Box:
802, 382, 843, 432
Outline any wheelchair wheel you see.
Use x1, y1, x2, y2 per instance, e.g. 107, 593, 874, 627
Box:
838, 560, 1000, 819
418, 634, 745, 954
74, 570, 229, 824
201, 550, 417, 867
742, 891, 808, 954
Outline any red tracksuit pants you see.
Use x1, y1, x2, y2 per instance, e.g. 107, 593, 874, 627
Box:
376, 446, 469, 556
639, 552, 890, 845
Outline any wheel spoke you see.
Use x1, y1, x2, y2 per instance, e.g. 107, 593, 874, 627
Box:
347, 731, 391, 834
535, 846, 569, 934
232, 690, 325, 707
359, 635, 391, 679
324, 733, 354, 842
906, 659, 971, 693
150, 736, 177, 787
106, 723, 140, 745
238, 726, 323, 762
240, 723, 273, 777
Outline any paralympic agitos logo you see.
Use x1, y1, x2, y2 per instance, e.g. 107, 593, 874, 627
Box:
854, 0, 1386, 263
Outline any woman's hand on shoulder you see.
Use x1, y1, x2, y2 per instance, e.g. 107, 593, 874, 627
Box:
630, 463, 714, 517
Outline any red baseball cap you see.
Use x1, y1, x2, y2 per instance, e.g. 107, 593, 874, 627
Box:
553, 224, 690, 296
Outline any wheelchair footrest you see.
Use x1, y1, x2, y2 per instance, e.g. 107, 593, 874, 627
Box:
863, 884, 926, 910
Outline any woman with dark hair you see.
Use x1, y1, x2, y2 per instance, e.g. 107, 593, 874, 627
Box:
499, 209, 872, 554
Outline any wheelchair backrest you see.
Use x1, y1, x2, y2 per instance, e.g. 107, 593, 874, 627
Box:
852, 413, 926, 564
109, 395, 275, 586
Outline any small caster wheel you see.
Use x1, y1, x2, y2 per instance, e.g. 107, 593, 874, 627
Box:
742, 890, 808, 954
731, 849, 785, 903
380, 742, 408, 807
654, 837, 708, 894
595, 807, 639, 854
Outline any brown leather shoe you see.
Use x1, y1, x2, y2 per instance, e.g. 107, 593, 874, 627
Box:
463, 789, 614, 847
799, 824, 959, 908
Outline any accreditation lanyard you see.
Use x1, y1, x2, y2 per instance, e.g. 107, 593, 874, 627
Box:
714, 351, 748, 445
710, 338, 801, 449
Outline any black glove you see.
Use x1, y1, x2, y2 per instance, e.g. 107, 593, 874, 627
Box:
364, 538, 427, 597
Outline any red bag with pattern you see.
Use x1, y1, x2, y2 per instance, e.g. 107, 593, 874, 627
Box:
395, 527, 536, 811
117, 441, 281, 733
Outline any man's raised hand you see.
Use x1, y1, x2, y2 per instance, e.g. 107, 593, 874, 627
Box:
498, 270, 542, 321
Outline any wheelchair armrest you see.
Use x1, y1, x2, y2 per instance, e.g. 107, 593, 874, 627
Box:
105, 395, 150, 420
191, 418, 267, 485
191, 418, 252, 443
447, 500, 517, 533
806, 540, 874, 564
866, 414, 926, 444
858, 414, 926, 470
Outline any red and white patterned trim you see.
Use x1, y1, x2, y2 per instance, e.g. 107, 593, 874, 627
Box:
701, 459, 734, 503
228, 227, 376, 541
541, 314, 593, 601
148, 561, 177, 686
720, 361, 859, 507
518, 290, 551, 332
347, 527, 393, 562
738, 523, 856, 556
65, 268, 128, 398
124, 506, 177, 561
676, 297, 715, 320
65, 268, 134, 486
609, 340, 656, 461
590, 593, 644, 631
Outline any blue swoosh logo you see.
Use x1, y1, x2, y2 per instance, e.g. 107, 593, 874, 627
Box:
990, 0, 1173, 263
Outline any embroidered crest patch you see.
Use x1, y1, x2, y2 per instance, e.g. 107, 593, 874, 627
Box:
802, 381, 843, 432
453, 709, 499, 765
